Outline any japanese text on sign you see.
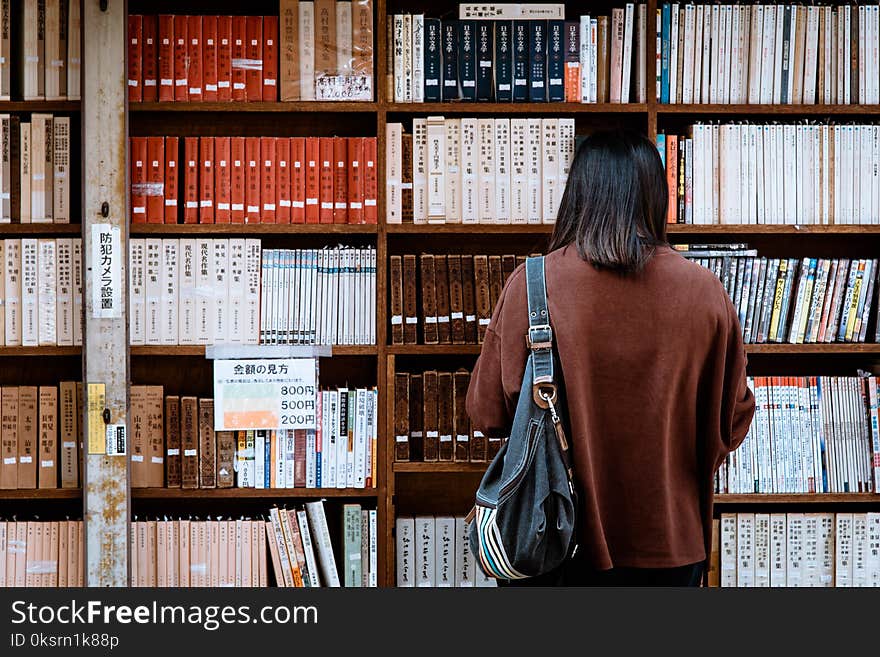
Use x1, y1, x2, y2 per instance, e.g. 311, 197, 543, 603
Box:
213, 358, 318, 431
91, 224, 122, 318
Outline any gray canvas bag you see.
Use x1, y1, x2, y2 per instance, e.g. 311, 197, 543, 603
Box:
468, 256, 578, 580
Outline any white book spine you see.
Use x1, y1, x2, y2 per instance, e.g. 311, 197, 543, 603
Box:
227, 239, 245, 344
305, 500, 341, 587
20, 239, 38, 346
494, 119, 511, 224
299, 2, 315, 101
434, 516, 454, 587
195, 239, 214, 344
835, 513, 853, 586
413, 118, 427, 223
414, 515, 435, 587
770, 513, 786, 586
526, 118, 542, 224
385, 122, 402, 224
245, 239, 261, 344
541, 119, 559, 223
177, 239, 196, 345
720, 513, 737, 587
37, 238, 56, 345
411, 15, 425, 103
129, 239, 146, 346
212, 239, 229, 344
579, 16, 589, 103
681, 4, 695, 105
144, 238, 161, 344
71, 239, 82, 346
426, 116, 446, 221
444, 119, 461, 222
477, 118, 495, 223
393, 15, 405, 103
454, 516, 475, 587
557, 118, 575, 218
396, 517, 415, 587
510, 119, 528, 224
160, 239, 179, 346
460, 119, 478, 224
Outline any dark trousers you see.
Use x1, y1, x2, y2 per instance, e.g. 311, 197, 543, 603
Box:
499, 558, 705, 587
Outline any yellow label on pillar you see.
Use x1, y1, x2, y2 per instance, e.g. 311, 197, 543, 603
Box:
87, 383, 106, 455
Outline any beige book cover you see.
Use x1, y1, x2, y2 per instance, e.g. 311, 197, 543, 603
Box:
37, 386, 57, 488
17, 386, 37, 489
52, 116, 69, 223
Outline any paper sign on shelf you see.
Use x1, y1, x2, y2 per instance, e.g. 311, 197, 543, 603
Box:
91, 224, 122, 318
213, 358, 318, 431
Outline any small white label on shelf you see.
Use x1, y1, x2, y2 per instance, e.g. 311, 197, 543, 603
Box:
106, 423, 127, 456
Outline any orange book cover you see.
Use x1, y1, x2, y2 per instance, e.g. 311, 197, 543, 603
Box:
260, 137, 277, 223
665, 134, 678, 224
231, 17, 247, 102
164, 136, 179, 223
245, 16, 263, 101
128, 15, 143, 103
305, 137, 320, 224
142, 15, 159, 102
146, 137, 165, 223
348, 137, 364, 225
217, 15, 233, 102
245, 137, 261, 223
291, 137, 306, 224
214, 137, 231, 223
364, 137, 377, 224
332, 137, 348, 224
199, 137, 215, 223
183, 138, 199, 223
202, 15, 218, 102
276, 138, 291, 224
187, 16, 203, 102
230, 137, 246, 223
318, 138, 334, 224
262, 16, 278, 101
157, 15, 174, 102
130, 137, 148, 223
173, 15, 188, 101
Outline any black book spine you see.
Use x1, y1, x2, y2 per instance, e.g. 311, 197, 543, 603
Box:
513, 20, 529, 101
495, 20, 513, 102
458, 20, 476, 101
442, 20, 459, 101
476, 21, 494, 101
547, 20, 565, 102
424, 18, 442, 102
528, 20, 547, 102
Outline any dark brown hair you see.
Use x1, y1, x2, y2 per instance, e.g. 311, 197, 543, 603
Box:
547, 129, 668, 273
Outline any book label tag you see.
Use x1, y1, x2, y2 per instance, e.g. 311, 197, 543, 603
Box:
105, 423, 127, 456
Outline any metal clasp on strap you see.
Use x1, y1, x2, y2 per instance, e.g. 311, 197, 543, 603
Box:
527, 324, 553, 351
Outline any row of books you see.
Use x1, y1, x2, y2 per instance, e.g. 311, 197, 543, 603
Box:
661, 123, 880, 225
129, 238, 261, 346
388, 5, 647, 104
678, 248, 878, 344
9, 0, 81, 101
0, 384, 81, 491
127, 4, 373, 103
1, 239, 83, 347
659, 4, 880, 105
713, 513, 880, 587
0, 521, 83, 587
130, 136, 379, 225
132, 387, 378, 490
716, 376, 880, 495
394, 369, 498, 463
0, 114, 72, 224
268, 504, 377, 587
386, 118, 575, 225
396, 516, 496, 587
389, 253, 526, 345
260, 247, 376, 346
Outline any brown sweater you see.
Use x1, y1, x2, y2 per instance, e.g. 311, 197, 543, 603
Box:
466, 244, 755, 570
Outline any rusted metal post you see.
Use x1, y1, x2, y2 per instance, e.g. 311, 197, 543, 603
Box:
82, 0, 130, 586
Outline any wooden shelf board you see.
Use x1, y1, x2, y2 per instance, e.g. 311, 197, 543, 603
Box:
385, 102, 648, 114
0, 224, 81, 235
0, 489, 82, 500
393, 462, 487, 473
131, 488, 378, 499
0, 346, 81, 356
0, 100, 80, 112
131, 101, 377, 113
668, 224, 880, 234
387, 223, 551, 234
131, 345, 377, 357
658, 104, 880, 115
131, 223, 377, 235
387, 345, 483, 355
716, 494, 879, 504
745, 344, 880, 354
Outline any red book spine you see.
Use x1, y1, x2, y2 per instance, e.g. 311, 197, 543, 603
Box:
291, 137, 306, 224
364, 137, 377, 224
142, 16, 159, 102
262, 16, 278, 101
260, 137, 277, 223
230, 137, 246, 223
164, 137, 179, 223
348, 137, 364, 225
202, 15, 218, 102
214, 137, 231, 223
276, 138, 291, 224
128, 15, 143, 102
319, 138, 334, 224
217, 16, 233, 102
187, 16, 203, 102
199, 137, 215, 223
158, 15, 174, 102
130, 137, 147, 223
245, 16, 263, 101
146, 137, 165, 223
305, 137, 320, 224
183, 137, 199, 223
231, 17, 247, 102
174, 15, 188, 101
333, 137, 348, 224
245, 137, 261, 223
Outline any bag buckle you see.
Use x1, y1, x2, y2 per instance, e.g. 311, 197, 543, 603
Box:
527, 324, 553, 350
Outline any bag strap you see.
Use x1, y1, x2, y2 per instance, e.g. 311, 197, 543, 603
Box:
525, 256, 555, 402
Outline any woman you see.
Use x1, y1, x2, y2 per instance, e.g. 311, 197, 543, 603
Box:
466, 130, 755, 586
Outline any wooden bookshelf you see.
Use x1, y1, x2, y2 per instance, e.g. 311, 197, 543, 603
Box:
131, 488, 378, 499
0, 224, 82, 235
0, 101, 80, 112
0, 489, 83, 500
0, 346, 82, 357
130, 224, 378, 235
130, 345, 377, 357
